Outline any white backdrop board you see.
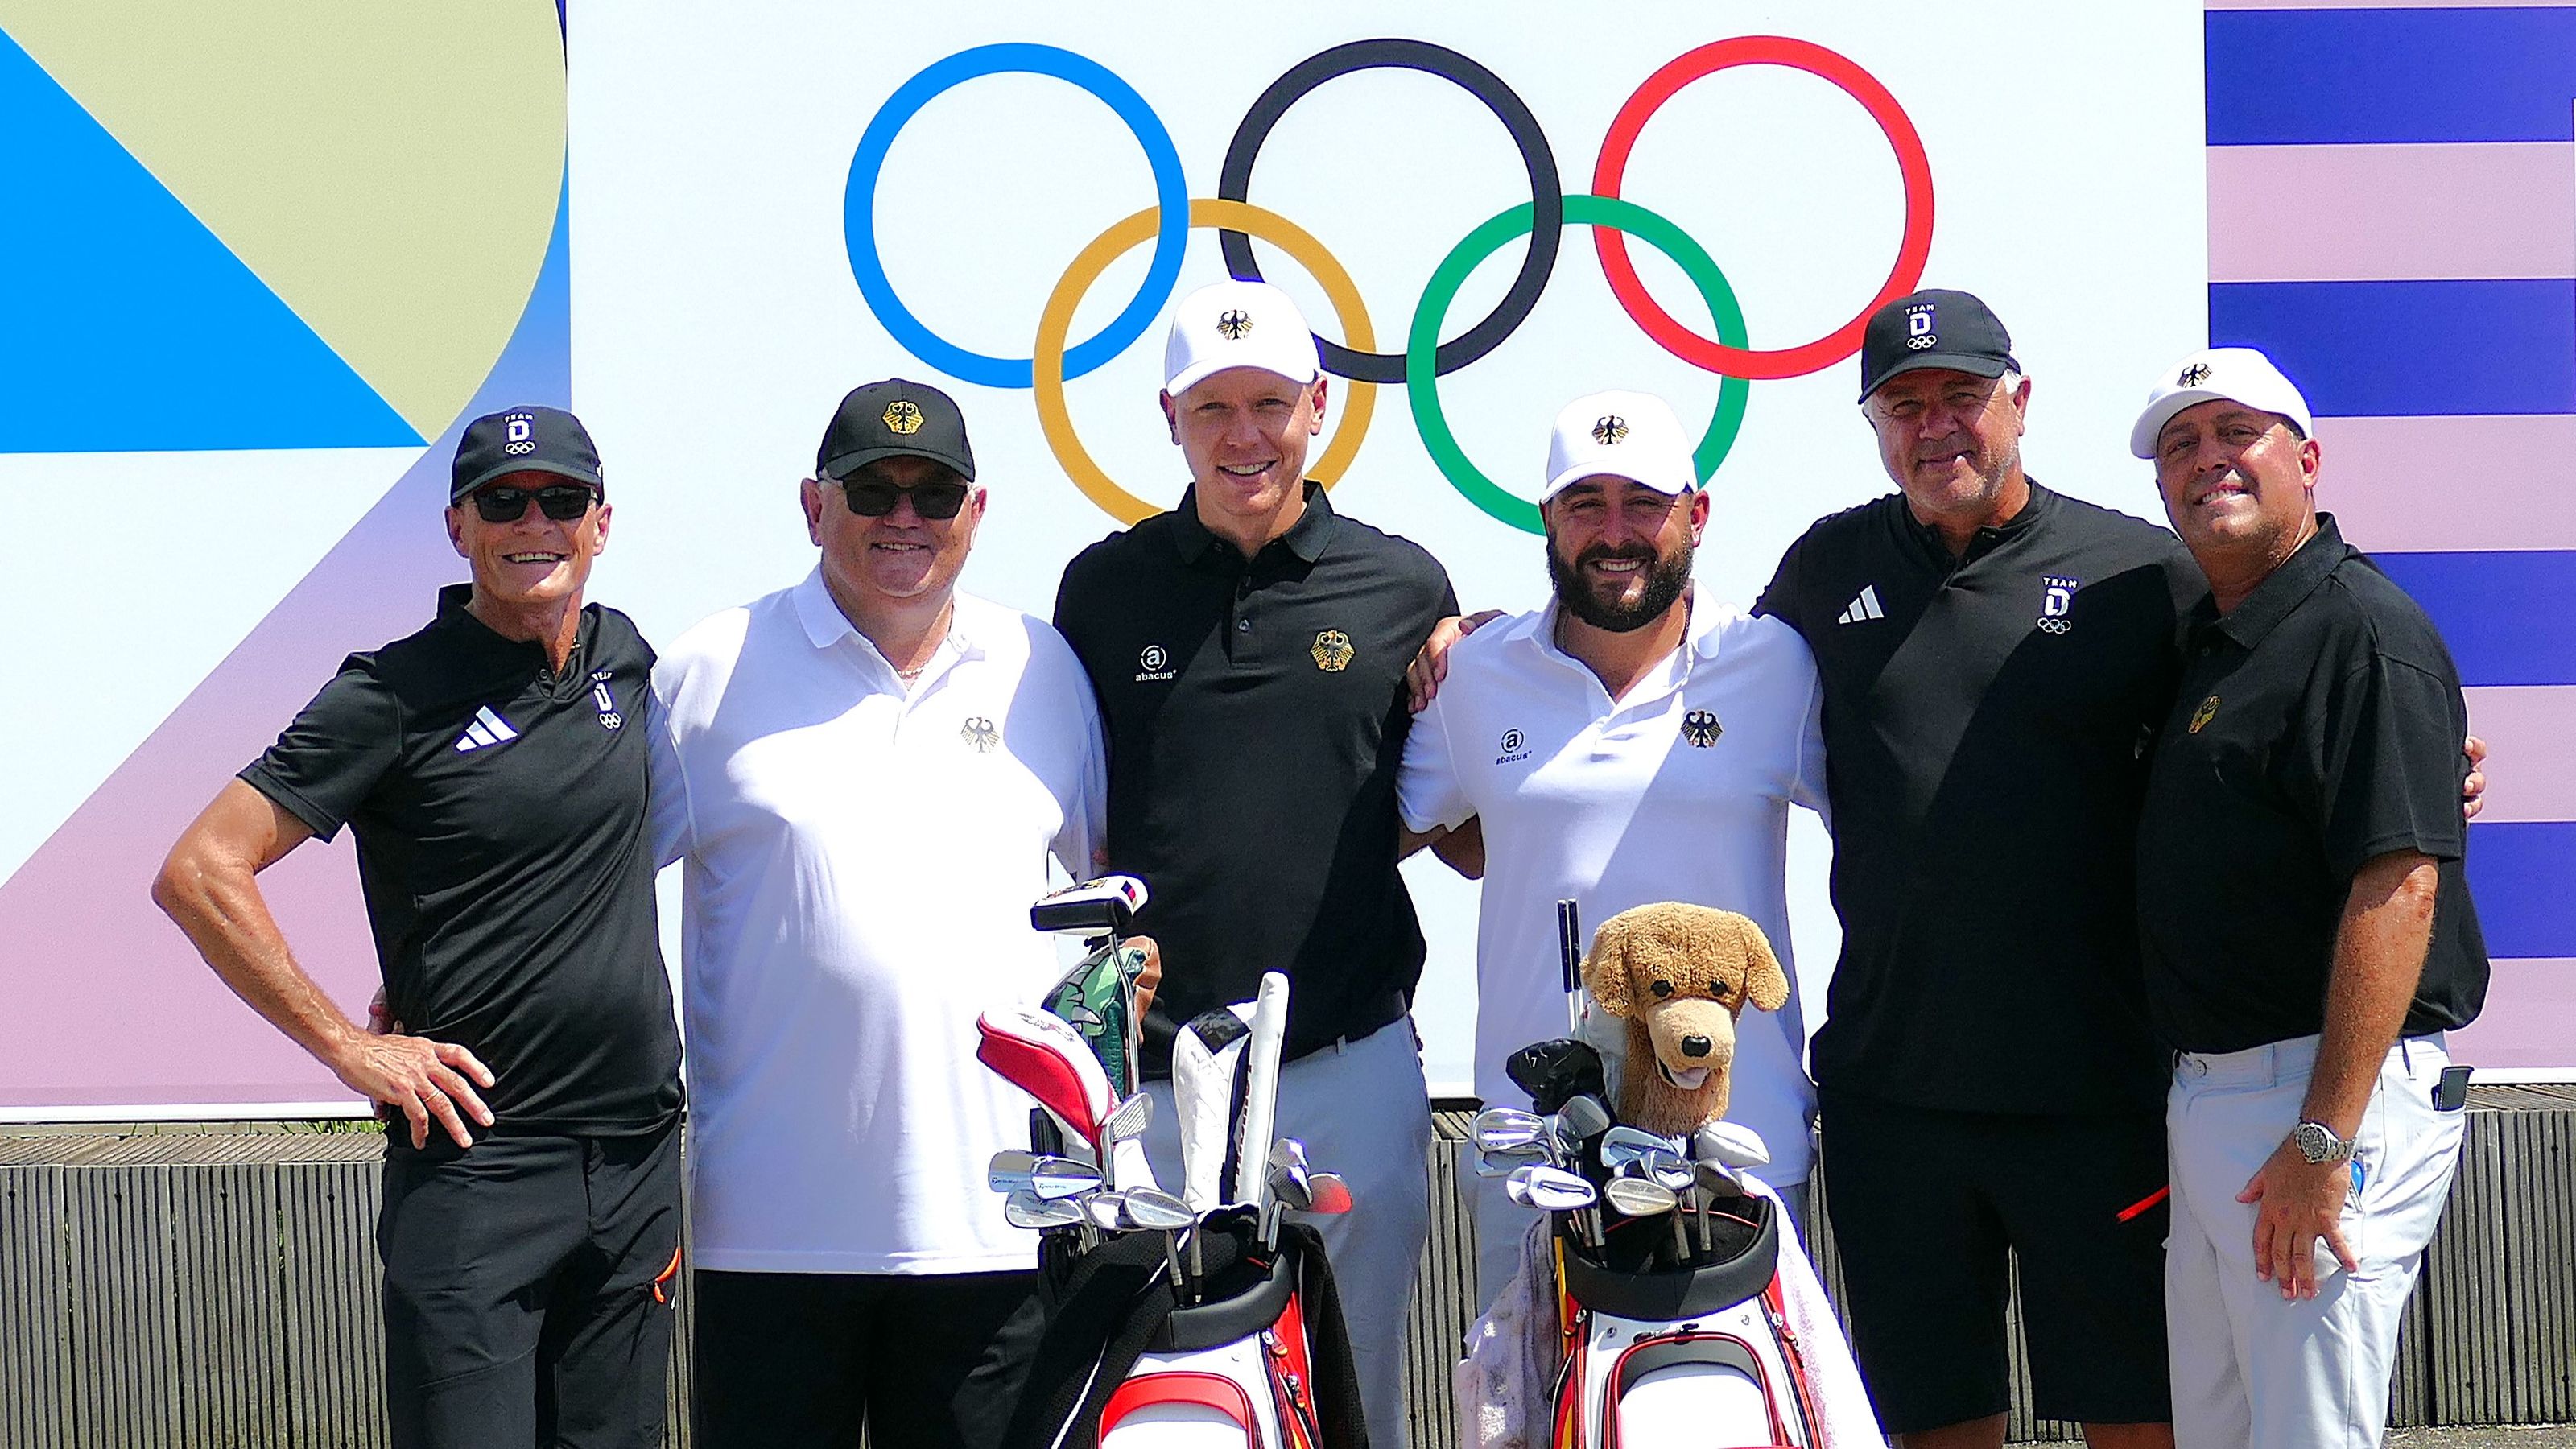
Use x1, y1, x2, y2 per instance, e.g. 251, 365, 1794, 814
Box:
568, 2, 2206, 1096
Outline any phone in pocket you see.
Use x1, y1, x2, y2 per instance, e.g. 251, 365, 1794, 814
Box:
2433, 1064, 2471, 1113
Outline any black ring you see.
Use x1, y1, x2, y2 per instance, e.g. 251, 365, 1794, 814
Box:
1217, 39, 1563, 384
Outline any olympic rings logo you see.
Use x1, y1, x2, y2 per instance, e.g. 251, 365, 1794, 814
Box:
844, 37, 1934, 533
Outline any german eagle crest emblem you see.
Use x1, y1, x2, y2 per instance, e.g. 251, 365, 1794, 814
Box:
882, 399, 924, 435
2178, 362, 2212, 388
960, 716, 999, 753
1311, 630, 1354, 672
2189, 696, 2220, 734
1682, 709, 1722, 747
1216, 309, 1253, 340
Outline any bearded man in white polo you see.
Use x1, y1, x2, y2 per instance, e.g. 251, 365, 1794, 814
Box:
1397, 390, 1829, 1306
649, 380, 1106, 1449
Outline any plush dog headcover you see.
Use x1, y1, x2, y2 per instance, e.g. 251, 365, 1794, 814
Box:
1579, 902, 1790, 1137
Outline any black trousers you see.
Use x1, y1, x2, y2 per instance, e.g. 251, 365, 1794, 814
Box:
691, 1268, 1044, 1449
378, 1119, 682, 1448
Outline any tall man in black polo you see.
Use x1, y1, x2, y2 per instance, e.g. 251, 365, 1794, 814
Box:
155, 407, 683, 1448
1053, 277, 1455, 1447
1755, 291, 2191, 1449
2132, 347, 2485, 1448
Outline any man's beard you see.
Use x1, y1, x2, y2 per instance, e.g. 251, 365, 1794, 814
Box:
1547, 536, 1694, 633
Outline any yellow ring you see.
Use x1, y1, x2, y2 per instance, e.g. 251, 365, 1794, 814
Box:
1035, 198, 1377, 525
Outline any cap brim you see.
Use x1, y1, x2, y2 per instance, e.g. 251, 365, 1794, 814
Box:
1538, 464, 1699, 506
1162, 358, 1317, 399
451, 458, 603, 503
1857, 351, 2014, 404
819, 444, 976, 483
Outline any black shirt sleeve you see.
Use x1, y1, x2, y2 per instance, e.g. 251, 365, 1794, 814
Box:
2307, 649, 2469, 878
238, 663, 403, 841
1752, 533, 1805, 629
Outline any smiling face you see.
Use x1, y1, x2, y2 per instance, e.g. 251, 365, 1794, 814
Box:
1542, 475, 1707, 633
2153, 398, 2319, 568
801, 452, 985, 611
1162, 366, 1327, 543
1863, 368, 2030, 527
444, 472, 609, 610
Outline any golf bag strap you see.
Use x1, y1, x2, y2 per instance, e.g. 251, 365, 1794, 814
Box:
1761, 1276, 1825, 1447
1000, 1232, 1174, 1449
1286, 1223, 1370, 1449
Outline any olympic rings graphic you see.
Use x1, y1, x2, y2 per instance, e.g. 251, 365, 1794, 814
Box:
1593, 37, 1935, 379
1216, 40, 1562, 384
1411, 195, 1751, 534
1037, 200, 1380, 526
844, 35, 1934, 530
844, 44, 1189, 388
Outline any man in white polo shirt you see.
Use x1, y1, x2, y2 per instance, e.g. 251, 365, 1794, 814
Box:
649, 380, 1106, 1449
1398, 390, 1828, 1306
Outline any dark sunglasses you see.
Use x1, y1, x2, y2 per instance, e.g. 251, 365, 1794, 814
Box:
470, 483, 598, 523
840, 477, 971, 520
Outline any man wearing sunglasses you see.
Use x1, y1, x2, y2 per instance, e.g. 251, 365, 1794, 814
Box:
155, 406, 685, 1447
649, 379, 1109, 1449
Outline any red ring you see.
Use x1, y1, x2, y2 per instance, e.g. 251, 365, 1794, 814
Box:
1592, 36, 1934, 380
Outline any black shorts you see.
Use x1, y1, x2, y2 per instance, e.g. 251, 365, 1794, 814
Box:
1817, 1089, 2171, 1432
378, 1118, 683, 1448
691, 1267, 1044, 1449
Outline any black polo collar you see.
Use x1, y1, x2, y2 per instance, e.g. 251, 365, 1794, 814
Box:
433, 583, 592, 681
1170, 479, 1340, 566
2192, 512, 2349, 653
1898, 477, 2060, 561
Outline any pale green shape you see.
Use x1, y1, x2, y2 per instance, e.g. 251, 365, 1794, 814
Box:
0, 1, 566, 438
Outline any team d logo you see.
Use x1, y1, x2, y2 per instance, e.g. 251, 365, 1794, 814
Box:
1682, 709, 1722, 747
960, 716, 999, 752
882, 399, 923, 435
503, 411, 535, 456
1311, 630, 1354, 672
1905, 303, 1937, 350
2037, 575, 2079, 634
2190, 695, 2221, 734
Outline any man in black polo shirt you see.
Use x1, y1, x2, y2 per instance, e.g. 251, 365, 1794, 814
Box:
1755, 291, 2192, 1448
1052, 277, 1455, 1447
2131, 347, 2485, 1448
154, 407, 683, 1448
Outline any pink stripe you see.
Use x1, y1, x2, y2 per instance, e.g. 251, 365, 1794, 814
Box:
2463, 687, 2576, 824
2448, 958, 2576, 1071
2314, 415, 2576, 555
2209, 143, 2575, 282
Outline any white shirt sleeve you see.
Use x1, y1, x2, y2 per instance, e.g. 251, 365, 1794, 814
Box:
1790, 644, 1831, 835
1397, 688, 1474, 835
646, 665, 696, 869
1051, 674, 1108, 879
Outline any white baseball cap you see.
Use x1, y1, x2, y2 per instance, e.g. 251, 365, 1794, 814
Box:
1162, 279, 1322, 397
1542, 390, 1697, 504
2129, 346, 2314, 460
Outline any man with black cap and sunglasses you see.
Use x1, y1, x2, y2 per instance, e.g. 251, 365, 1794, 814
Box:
155, 406, 685, 1447
649, 379, 1109, 1449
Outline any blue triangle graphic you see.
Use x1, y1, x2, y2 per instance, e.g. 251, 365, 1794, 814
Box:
0, 27, 422, 452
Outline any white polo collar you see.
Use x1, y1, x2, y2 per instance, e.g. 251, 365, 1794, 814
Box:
1507, 588, 1729, 675
789, 566, 981, 673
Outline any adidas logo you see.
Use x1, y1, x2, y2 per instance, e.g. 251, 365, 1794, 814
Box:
1836, 585, 1887, 625
452, 705, 521, 753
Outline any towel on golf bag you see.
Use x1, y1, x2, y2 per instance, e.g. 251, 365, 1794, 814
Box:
1452, 1214, 1560, 1449
998, 1221, 1367, 1449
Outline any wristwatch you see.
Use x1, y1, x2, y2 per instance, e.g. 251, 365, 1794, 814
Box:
2291, 1119, 2354, 1166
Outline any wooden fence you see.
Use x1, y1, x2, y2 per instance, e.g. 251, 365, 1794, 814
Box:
5, 1086, 2569, 1447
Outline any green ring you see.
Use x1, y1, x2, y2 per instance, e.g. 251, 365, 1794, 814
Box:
1407, 193, 1752, 534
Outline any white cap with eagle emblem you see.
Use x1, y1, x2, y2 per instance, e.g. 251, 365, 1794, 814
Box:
2129, 346, 2314, 459
1541, 389, 1697, 504
1162, 278, 1323, 397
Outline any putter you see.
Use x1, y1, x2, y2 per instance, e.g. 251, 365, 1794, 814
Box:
1031, 875, 1150, 1096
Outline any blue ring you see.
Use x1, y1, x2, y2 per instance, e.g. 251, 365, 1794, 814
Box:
844, 45, 1189, 390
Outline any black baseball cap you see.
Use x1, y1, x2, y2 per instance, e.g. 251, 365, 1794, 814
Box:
816, 378, 976, 483
451, 405, 604, 503
1856, 288, 2021, 402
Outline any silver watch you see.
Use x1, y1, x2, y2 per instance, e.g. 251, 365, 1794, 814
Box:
2291, 1120, 2353, 1166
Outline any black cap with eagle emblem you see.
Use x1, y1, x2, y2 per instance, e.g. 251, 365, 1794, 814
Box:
816, 378, 976, 483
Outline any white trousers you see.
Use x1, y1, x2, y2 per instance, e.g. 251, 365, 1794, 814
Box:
2165, 1033, 2464, 1449
1141, 1018, 1433, 1449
